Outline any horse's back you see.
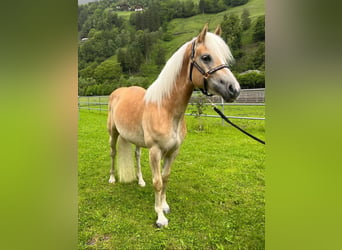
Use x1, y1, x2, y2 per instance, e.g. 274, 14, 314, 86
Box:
108, 86, 146, 147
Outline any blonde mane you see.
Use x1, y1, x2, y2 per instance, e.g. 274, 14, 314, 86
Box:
144, 39, 193, 105
144, 32, 234, 105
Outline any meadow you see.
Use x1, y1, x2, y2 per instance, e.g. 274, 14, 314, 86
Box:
78, 104, 265, 249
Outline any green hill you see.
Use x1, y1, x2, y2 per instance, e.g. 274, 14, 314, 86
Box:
161, 0, 264, 57
78, 0, 265, 95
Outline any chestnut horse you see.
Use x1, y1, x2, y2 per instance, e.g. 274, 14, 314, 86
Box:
107, 24, 240, 227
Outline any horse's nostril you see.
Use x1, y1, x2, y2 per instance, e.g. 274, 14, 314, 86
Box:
228, 84, 234, 93
228, 84, 240, 97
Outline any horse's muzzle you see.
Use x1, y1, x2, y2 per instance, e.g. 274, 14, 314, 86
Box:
228, 84, 240, 100
220, 83, 240, 102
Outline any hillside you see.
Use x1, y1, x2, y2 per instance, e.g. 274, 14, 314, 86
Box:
78, 0, 265, 95
162, 0, 264, 57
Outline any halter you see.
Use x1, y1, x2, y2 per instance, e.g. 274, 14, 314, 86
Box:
189, 40, 230, 96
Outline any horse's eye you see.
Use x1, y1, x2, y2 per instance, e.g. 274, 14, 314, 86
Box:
201, 55, 211, 63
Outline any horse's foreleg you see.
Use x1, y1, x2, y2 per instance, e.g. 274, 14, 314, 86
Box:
149, 146, 168, 227
109, 132, 118, 184
161, 150, 178, 214
135, 146, 145, 187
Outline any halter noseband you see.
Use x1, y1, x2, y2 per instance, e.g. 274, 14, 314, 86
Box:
189, 40, 230, 96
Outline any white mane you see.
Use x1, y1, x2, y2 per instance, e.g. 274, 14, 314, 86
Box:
144, 39, 193, 105
144, 32, 234, 105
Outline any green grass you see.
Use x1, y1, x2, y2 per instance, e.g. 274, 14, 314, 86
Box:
116, 11, 133, 20
78, 105, 265, 249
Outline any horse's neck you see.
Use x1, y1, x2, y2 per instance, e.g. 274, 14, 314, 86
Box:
161, 61, 194, 118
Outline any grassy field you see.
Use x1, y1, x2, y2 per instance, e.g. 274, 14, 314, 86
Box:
78, 105, 265, 249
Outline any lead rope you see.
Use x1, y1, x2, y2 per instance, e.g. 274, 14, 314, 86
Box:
207, 98, 266, 145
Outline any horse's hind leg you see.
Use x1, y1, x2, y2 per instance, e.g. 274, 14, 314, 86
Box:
109, 131, 119, 184
135, 146, 146, 187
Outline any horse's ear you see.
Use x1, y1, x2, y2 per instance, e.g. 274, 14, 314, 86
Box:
197, 23, 208, 43
214, 25, 222, 36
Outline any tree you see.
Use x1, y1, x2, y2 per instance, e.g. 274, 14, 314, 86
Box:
79, 29, 118, 63
183, 0, 196, 17
135, 30, 155, 62
79, 61, 98, 79
253, 15, 265, 42
154, 45, 166, 67
94, 59, 122, 84
133, 2, 161, 31
221, 14, 242, 52
199, 0, 205, 14
117, 46, 143, 74
78, 77, 96, 96
251, 42, 265, 70
241, 9, 251, 30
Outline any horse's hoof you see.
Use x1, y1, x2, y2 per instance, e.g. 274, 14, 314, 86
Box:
155, 217, 168, 228
138, 179, 146, 187
156, 222, 168, 228
108, 176, 116, 184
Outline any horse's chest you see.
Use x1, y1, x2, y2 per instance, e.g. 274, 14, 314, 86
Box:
144, 118, 185, 152
164, 120, 185, 151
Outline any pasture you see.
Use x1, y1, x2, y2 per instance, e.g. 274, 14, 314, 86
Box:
78, 105, 265, 249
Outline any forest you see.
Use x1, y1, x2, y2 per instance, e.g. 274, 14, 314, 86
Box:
78, 0, 265, 96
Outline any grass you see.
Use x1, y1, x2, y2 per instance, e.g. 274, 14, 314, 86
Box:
78, 104, 265, 249
116, 11, 132, 21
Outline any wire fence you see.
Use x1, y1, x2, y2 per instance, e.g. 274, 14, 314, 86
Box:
78, 88, 265, 121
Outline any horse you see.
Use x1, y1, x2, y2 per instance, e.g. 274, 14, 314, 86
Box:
107, 24, 240, 227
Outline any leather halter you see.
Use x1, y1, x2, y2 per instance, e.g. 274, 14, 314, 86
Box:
189, 40, 230, 96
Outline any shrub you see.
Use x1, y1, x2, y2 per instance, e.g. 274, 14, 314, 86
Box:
237, 71, 265, 89
126, 76, 150, 89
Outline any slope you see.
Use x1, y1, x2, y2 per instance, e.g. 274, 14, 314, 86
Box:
162, 0, 264, 57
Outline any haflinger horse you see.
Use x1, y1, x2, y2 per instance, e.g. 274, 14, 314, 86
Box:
107, 24, 240, 227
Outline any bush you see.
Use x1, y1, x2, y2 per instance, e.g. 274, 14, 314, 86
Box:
237, 71, 265, 89
230, 0, 249, 7
126, 76, 150, 89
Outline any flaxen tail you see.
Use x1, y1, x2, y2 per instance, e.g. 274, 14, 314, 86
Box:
117, 136, 136, 183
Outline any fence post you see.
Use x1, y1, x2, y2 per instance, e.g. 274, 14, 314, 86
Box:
99, 96, 101, 113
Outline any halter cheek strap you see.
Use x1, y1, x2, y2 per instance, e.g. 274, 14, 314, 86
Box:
189, 40, 230, 96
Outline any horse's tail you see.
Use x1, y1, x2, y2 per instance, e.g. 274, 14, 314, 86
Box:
117, 135, 136, 183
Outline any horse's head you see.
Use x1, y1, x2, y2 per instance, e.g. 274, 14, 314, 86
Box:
189, 24, 240, 102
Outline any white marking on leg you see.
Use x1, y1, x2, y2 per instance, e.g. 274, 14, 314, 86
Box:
161, 150, 178, 214
109, 135, 117, 184
108, 173, 116, 184
150, 146, 168, 227
135, 147, 146, 187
